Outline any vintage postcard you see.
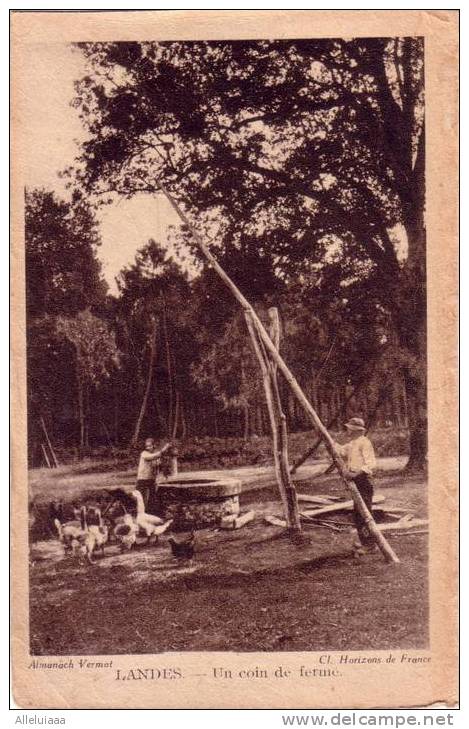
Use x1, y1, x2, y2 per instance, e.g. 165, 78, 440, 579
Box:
11, 10, 458, 709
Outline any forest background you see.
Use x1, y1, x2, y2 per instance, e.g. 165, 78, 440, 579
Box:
25, 36, 426, 472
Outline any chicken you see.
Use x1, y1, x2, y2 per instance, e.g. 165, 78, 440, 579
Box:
168, 532, 196, 561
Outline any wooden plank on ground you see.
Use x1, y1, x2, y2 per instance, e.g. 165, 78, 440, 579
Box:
387, 529, 428, 537
265, 512, 427, 536
378, 518, 428, 532
301, 518, 344, 532
301, 494, 385, 518
296, 494, 341, 505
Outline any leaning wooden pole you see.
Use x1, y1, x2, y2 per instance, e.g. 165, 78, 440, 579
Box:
40, 443, 51, 469
40, 416, 59, 468
158, 183, 400, 564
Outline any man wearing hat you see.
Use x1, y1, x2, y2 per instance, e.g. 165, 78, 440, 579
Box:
334, 417, 377, 554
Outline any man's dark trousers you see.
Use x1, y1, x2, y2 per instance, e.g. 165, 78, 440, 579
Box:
136, 479, 154, 511
352, 472, 375, 546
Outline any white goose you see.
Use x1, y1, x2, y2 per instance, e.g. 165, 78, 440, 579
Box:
130, 489, 173, 542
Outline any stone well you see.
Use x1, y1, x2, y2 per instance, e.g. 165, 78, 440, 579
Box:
154, 477, 242, 530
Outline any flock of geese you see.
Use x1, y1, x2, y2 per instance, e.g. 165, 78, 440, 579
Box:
53, 489, 174, 563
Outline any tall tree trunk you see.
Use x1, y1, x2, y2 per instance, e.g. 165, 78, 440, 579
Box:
391, 379, 402, 427
403, 362, 427, 471
399, 217, 427, 472
397, 107, 427, 469
130, 317, 158, 447
161, 295, 175, 436
172, 390, 180, 439
256, 406, 263, 436
113, 385, 119, 443
77, 375, 85, 449
180, 399, 187, 439
401, 380, 409, 427
243, 401, 249, 440
101, 417, 113, 447
364, 389, 370, 424
85, 384, 90, 447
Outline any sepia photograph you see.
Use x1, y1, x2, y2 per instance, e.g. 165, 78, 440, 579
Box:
11, 9, 458, 710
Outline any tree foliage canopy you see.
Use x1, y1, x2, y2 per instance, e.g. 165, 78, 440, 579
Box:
56, 309, 120, 386
70, 38, 423, 286
26, 38, 427, 467
67, 37, 426, 467
25, 188, 107, 318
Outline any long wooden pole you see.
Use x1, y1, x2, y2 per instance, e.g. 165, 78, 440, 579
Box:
40, 416, 59, 468
158, 183, 400, 564
40, 443, 51, 469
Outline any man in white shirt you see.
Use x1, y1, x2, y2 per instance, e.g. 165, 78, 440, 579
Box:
136, 438, 171, 510
334, 417, 377, 553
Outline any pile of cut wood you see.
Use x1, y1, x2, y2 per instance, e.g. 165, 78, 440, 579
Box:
265, 493, 428, 535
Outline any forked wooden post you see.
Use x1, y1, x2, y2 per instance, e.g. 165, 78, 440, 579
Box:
266, 308, 301, 531
244, 312, 288, 519
158, 183, 400, 564
244, 309, 301, 531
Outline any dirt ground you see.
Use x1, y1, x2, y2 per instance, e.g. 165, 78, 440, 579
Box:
29, 469, 428, 655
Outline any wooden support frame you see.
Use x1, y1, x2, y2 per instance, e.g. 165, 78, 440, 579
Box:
158, 183, 400, 564
244, 308, 301, 532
